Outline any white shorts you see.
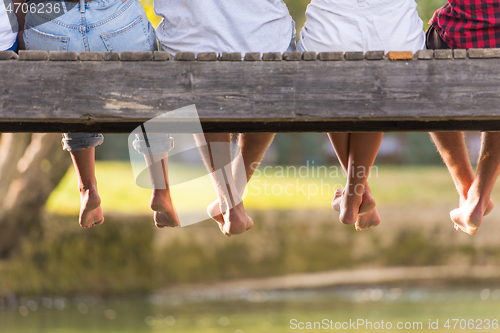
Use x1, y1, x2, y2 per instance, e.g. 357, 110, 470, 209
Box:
298, 0, 425, 53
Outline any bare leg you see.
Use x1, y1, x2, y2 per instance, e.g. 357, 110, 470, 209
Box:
208, 133, 275, 222
195, 133, 253, 236
146, 152, 179, 228
328, 133, 382, 230
430, 132, 494, 230
70, 147, 104, 228
430, 132, 475, 200
450, 132, 500, 235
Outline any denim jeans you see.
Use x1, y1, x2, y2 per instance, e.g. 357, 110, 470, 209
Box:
24, 0, 172, 154
5, 38, 18, 52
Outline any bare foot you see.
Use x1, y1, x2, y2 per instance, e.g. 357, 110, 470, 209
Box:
332, 186, 379, 229
339, 188, 363, 225
79, 185, 104, 229
452, 196, 494, 235
355, 191, 381, 231
332, 188, 360, 225
207, 200, 253, 236
151, 189, 179, 228
459, 196, 494, 216
207, 199, 223, 223
332, 187, 375, 215
451, 195, 490, 235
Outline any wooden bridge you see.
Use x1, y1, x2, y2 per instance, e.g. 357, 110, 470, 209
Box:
1, 49, 500, 133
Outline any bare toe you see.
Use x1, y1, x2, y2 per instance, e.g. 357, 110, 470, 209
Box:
154, 211, 179, 228
450, 207, 480, 236
331, 188, 343, 212
355, 208, 380, 231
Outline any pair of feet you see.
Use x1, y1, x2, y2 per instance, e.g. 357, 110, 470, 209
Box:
79, 186, 253, 236
151, 190, 254, 235
330, 185, 495, 235
78, 186, 178, 229
331, 186, 380, 231
451, 192, 494, 235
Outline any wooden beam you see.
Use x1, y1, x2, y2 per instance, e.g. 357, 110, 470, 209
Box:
2, 50, 500, 133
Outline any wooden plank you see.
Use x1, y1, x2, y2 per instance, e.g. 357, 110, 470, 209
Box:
388, 51, 413, 60
365, 51, 384, 60
302, 52, 316, 61
244, 52, 261, 61
50, 51, 78, 61
18, 50, 48, 61
345, 52, 364, 61
154, 51, 170, 61
417, 50, 433, 60
283, 52, 301, 61
434, 49, 453, 60
173, 52, 196, 61
468, 48, 500, 59
80, 52, 103, 61
121, 51, 153, 61
220, 52, 241, 61
105, 52, 120, 61
453, 49, 467, 59
317, 52, 343, 61
2, 59, 500, 132
262, 52, 282, 61
0, 51, 18, 60
197, 52, 217, 61
0, 120, 499, 133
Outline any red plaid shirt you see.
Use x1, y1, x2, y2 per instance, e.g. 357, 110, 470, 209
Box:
430, 0, 500, 49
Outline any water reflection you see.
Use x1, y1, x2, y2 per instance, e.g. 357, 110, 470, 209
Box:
1, 286, 500, 333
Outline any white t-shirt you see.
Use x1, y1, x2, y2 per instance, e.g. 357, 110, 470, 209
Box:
0, 0, 17, 51
155, 0, 293, 55
299, 0, 425, 53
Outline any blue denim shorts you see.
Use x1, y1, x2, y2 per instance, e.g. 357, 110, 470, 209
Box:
24, 0, 172, 153
5, 39, 18, 52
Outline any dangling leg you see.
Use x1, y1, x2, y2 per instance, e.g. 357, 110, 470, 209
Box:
195, 133, 253, 236
449, 132, 500, 235
63, 133, 104, 229
430, 132, 494, 233
70, 147, 104, 228
328, 132, 382, 230
146, 152, 179, 228
207, 133, 275, 225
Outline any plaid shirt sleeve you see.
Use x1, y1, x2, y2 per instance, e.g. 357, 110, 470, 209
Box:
430, 0, 500, 49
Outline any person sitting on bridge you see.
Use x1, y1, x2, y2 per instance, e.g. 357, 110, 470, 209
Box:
154, 0, 295, 236
23, 0, 177, 229
297, 0, 425, 230
427, 0, 500, 235
0, 0, 24, 52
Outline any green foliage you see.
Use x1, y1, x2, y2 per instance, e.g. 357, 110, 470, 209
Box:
0, 215, 156, 296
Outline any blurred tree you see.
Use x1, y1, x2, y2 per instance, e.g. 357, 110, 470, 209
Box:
0, 134, 71, 257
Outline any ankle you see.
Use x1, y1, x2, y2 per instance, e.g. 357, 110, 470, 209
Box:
79, 182, 97, 194
153, 188, 170, 196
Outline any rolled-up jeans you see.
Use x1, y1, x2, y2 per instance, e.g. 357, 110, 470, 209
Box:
25, 0, 172, 154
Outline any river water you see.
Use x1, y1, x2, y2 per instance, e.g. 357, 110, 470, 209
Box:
2, 286, 500, 332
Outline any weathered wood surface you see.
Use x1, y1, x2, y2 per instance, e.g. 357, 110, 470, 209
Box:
2, 50, 500, 133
